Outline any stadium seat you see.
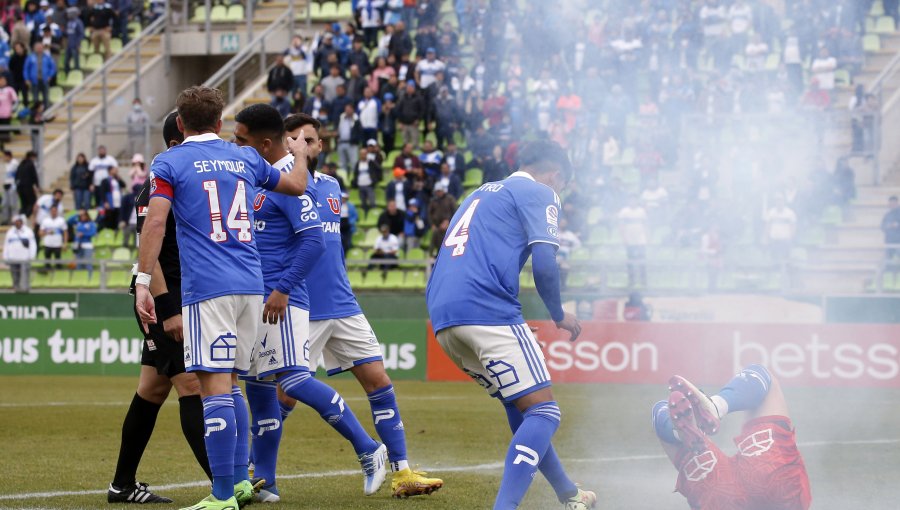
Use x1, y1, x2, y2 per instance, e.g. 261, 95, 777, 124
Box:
835, 69, 851, 87
402, 270, 425, 289
316, 1, 338, 20
210, 5, 228, 21
463, 168, 483, 187
30, 270, 56, 288
128, 21, 141, 36
107, 269, 133, 289
110, 38, 123, 53
351, 229, 365, 247
0, 270, 11, 288
587, 207, 604, 225
95, 229, 116, 248
191, 4, 208, 22
799, 226, 826, 246
875, 15, 896, 33
308, 2, 323, 18
361, 228, 380, 247
605, 271, 629, 289
863, 34, 881, 52
359, 271, 383, 289
111, 247, 132, 261
336, 0, 353, 18
83, 54, 103, 73
347, 270, 364, 289
63, 70, 84, 88
63, 270, 99, 289
227, 4, 244, 21
358, 208, 381, 228
570, 249, 590, 261
765, 53, 780, 71
565, 272, 587, 289
872, 0, 885, 17
49, 86, 64, 104
383, 271, 405, 289
80, 39, 93, 54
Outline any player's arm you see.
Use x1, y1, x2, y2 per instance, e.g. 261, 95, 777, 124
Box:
146, 260, 183, 342
135, 195, 171, 332
263, 226, 325, 324
267, 136, 310, 196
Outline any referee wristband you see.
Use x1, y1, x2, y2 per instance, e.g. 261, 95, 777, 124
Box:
155, 292, 181, 322
135, 272, 152, 287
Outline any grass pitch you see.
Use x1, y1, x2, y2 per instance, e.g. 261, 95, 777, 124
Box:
1, 376, 899, 509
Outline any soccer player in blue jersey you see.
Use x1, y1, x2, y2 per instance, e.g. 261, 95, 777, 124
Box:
135, 86, 309, 510
231, 105, 391, 502
426, 140, 597, 510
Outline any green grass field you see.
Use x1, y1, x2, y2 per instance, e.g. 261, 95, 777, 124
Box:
2, 376, 899, 509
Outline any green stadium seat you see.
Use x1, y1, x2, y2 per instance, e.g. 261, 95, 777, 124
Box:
308, 2, 323, 19
95, 229, 116, 248
110, 38, 123, 53
191, 4, 208, 22
864, 34, 881, 52
463, 168, 483, 187
315, 1, 338, 20
875, 16, 896, 33
383, 271, 405, 289
31, 270, 56, 288
80, 39, 93, 54
227, 3, 244, 21
351, 229, 365, 247
799, 226, 826, 246
519, 272, 535, 289
108, 269, 133, 289
336, 0, 353, 18
570, 249, 590, 261
128, 21, 141, 36
361, 228, 380, 247
834, 68, 851, 87
63, 69, 84, 88
566, 272, 587, 289
49, 86, 64, 104
347, 270, 364, 289
872, 1, 885, 17
210, 5, 228, 21
83, 53, 103, 73
0, 270, 12, 288
359, 271, 383, 289
358, 208, 381, 228
605, 271, 629, 289
587, 207, 604, 225
111, 247, 132, 261
765, 52, 780, 71
63, 270, 99, 289
402, 270, 425, 289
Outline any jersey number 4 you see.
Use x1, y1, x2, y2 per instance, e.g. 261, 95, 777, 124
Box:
203, 180, 252, 243
444, 198, 480, 256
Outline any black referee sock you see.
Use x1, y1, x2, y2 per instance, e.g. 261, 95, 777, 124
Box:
112, 393, 162, 488
179, 395, 212, 481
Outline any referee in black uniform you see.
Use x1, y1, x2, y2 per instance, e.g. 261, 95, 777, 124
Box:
108, 112, 212, 504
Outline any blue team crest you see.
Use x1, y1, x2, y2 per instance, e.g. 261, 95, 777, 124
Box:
210, 333, 238, 361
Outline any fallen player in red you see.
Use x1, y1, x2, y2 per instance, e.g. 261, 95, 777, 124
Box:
652, 364, 812, 510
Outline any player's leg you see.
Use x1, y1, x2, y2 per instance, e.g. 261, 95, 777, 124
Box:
244, 379, 282, 502
108, 364, 174, 504
170, 372, 212, 481
669, 363, 774, 434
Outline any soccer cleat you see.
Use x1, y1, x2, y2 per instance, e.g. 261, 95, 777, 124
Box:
249, 478, 280, 504
390, 468, 444, 498
107, 482, 173, 504
669, 375, 720, 435
668, 390, 708, 453
234, 478, 265, 508
178, 495, 239, 510
564, 488, 598, 509
358, 443, 388, 495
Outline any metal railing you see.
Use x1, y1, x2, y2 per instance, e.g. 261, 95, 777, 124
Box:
2, 259, 134, 291
46, 14, 168, 163
201, 7, 295, 105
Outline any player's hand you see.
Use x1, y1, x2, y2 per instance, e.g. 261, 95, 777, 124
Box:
263, 290, 289, 325
555, 312, 582, 342
286, 134, 309, 161
135, 284, 156, 333
163, 314, 184, 342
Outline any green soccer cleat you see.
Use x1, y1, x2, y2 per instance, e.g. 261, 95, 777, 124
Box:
178, 495, 239, 510
234, 478, 265, 508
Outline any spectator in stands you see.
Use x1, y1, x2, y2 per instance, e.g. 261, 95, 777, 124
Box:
128, 153, 145, 192
87, 0, 114, 60
88, 145, 116, 208
881, 196, 900, 261
111, 0, 131, 45
40, 24, 62, 57
370, 223, 400, 271
416, 47, 445, 89
618, 195, 648, 288
285, 35, 312, 94
395, 80, 425, 148
351, 146, 381, 215
379, 92, 397, 151
356, 0, 382, 49
481, 144, 509, 183
427, 181, 456, 255
24, 1, 46, 36
347, 38, 371, 77
73, 208, 96, 275
4, 214, 37, 290
49, 0, 67, 32
834, 157, 856, 206
369, 56, 395, 92
364, 138, 384, 165
556, 217, 581, 289
0, 75, 18, 145
810, 46, 837, 97
357, 87, 380, 142
433, 85, 458, 149
377, 199, 405, 237
15, 151, 39, 216
435, 162, 462, 199
267, 54, 294, 102
120, 183, 136, 247
336, 102, 360, 170
701, 224, 723, 290
9, 42, 28, 106
886, 0, 900, 28
640, 177, 668, 225
1, 151, 18, 225
329, 84, 352, 125
24, 40, 55, 107
389, 20, 413, 60
99, 164, 124, 230
320, 64, 346, 103
764, 195, 797, 264
403, 197, 426, 250
69, 152, 91, 210
346, 64, 367, 102
302, 83, 329, 119
623, 292, 652, 321
419, 139, 442, 176
33, 187, 62, 227
39, 204, 66, 269
63, 6, 83, 73
339, 191, 357, 253
126, 97, 149, 157
270, 89, 292, 118
385, 167, 409, 211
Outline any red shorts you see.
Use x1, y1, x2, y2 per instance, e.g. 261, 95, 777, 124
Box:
675, 416, 811, 510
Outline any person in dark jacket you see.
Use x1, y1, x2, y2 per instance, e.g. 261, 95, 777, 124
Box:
69, 152, 91, 210
64, 6, 84, 73
388, 20, 413, 60
377, 199, 405, 237
433, 85, 458, 149
427, 181, 457, 255
442, 141, 466, 180
481, 145, 510, 183
435, 162, 462, 199
347, 37, 371, 76
394, 81, 426, 148
87, 0, 115, 60
15, 150, 39, 216
23, 40, 55, 107
351, 146, 382, 215
8, 42, 28, 106
266, 54, 294, 100
99, 165, 125, 230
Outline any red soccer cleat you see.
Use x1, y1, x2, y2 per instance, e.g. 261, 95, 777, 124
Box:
668, 390, 708, 454
669, 375, 721, 435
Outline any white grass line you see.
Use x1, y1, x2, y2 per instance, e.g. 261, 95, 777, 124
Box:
0, 395, 469, 408
3, 437, 898, 502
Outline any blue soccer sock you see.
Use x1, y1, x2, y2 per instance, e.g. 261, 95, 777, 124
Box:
713, 364, 772, 416
231, 386, 250, 483
245, 380, 281, 488
651, 400, 680, 445
279, 400, 294, 421
502, 401, 577, 502
278, 370, 379, 455
495, 401, 561, 510
368, 384, 409, 471
202, 394, 236, 501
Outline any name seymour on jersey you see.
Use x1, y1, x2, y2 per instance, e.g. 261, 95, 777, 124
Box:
193, 159, 247, 174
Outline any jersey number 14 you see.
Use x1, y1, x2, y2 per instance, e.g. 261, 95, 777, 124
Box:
203, 180, 252, 243
444, 199, 480, 256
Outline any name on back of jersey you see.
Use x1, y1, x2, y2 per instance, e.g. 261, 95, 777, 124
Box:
193, 159, 247, 174
477, 183, 504, 193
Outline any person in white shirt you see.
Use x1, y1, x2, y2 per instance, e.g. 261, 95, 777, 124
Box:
357, 0, 383, 48
640, 179, 668, 226
89, 145, 117, 207
811, 46, 837, 91
285, 35, 313, 94
618, 196, 649, 288
415, 48, 445, 89
337, 103, 359, 172
1, 150, 18, 224
370, 223, 400, 271
3, 214, 37, 290
33, 188, 64, 227
765, 195, 797, 263
745, 33, 769, 73
357, 87, 381, 141
38, 204, 67, 269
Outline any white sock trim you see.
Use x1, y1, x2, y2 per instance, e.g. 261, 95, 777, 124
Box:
710, 395, 728, 418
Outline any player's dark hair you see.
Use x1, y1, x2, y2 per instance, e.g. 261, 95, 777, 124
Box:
516, 140, 573, 181
175, 86, 225, 133
162, 111, 183, 146
284, 113, 320, 132
53, 188, 63, 195
235, 104, 285, 139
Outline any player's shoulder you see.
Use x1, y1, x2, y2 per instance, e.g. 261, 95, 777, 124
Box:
503, 173, 560, 205
314, 172, 340, 189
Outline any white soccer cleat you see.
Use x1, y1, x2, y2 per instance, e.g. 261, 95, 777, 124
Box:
254, 486, 280, 503
564, 488, 598, 509
358, 443, 388, 495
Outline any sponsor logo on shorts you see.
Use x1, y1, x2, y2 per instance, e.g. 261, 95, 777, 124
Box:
268, 356, 278, 366
258, 349, 276, 359
486, 360, 520, 390
146, 339, 156, 351
684, 450, 718, 482
210, 333, 237, 362
738, 428, 775, 457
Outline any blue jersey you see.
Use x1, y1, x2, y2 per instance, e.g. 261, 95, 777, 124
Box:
149, 134, 281, 306
253, 154, 322, 310
426, 171, 561, 332
306, 172, 364, 320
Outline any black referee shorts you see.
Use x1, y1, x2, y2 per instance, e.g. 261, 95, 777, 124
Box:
131, 280, 186, 379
